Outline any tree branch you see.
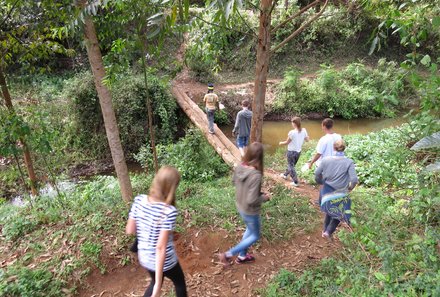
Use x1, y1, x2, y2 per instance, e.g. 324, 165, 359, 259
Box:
268, 0, 279, 16
270, 0, 329, 54
243, 0, 260, 12
0, 0, 20, 29
271, 0, 319, 33
236, 9, 258, 38
193, 14, 255, 37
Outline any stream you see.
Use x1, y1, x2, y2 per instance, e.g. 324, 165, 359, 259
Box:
221, 117, 405, 154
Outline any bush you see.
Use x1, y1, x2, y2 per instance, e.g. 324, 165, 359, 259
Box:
273, 60, 411, 119
0, 268, 63, 297
135, 129, 229, 181
66, 71, 178, 160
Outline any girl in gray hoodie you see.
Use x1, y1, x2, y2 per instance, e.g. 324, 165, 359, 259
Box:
219, 142, 270, 267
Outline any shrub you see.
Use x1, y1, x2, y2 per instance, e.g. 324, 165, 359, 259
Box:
0, 268, 63, 297
273, 60, 411, 119
66, 71, 178, 160
135, 128, 229, 181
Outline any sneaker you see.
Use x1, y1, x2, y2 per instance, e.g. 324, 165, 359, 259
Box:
218, 253, 231, 267
290, 181, 299, 187
235, 254, 255, 264
322, 231, 333, 241
208, 130, 215, 134
279, 173, 288, 180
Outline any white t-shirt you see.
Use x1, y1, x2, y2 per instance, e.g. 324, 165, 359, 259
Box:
287, 128, 309, 152
316, 133, 342, 165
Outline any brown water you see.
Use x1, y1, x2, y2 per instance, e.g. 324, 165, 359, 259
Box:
221, 118, 405, 154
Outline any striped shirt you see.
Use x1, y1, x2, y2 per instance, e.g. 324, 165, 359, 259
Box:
128, 195, 178, 272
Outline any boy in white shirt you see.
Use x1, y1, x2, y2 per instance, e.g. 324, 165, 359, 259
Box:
279, 117, 309, 186
309, 118, 341, 169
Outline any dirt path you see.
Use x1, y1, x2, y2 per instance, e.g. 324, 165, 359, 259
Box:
78, 178, 338, 297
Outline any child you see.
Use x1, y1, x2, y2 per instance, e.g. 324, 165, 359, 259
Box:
126, 166, 187, 297
279, 117, 309, 187
315, 139, 358, 240
232, 99, 253, 156
203, 83, 219, 134
219, 142, 270, 267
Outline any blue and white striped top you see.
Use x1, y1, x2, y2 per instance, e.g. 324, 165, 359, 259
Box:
129, 195, 178, 272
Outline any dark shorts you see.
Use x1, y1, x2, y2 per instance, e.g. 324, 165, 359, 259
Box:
237, 136, 249, 148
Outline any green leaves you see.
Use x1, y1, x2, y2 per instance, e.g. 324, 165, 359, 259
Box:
420, 54, 431, 66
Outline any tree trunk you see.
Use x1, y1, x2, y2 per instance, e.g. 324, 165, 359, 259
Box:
0, 66, 38, 196
250, 0, 272, 143
82, 12, 133, 202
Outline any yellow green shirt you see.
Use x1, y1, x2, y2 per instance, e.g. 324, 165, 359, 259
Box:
204, 93, 218, 110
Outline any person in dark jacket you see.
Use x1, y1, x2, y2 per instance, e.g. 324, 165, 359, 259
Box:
232, 100, 253, 156
315, 139, 358, 240
219, 142, 270, 267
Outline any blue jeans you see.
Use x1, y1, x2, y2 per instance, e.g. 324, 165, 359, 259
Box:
236, 136, 249, 148
284, 151, 300, 183
206, 108, 215, 132
228, 212, 261, 257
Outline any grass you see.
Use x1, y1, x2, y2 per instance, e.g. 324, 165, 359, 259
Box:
265, 142, 318, 185
0, 171, 317, 296
259, 122, 440, 296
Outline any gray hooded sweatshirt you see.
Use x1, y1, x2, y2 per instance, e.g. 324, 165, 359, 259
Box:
232, 109, 253, 137
233, 165, 265, 215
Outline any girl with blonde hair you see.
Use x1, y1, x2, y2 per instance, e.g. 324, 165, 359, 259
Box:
126, 166, 187, 297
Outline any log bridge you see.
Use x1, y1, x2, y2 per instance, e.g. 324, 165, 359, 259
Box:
171, 84, 242, 167
171, 84, 282, 183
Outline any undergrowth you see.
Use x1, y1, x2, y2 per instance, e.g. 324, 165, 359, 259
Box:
261, 119, 440, 296
272, 60, 414, 119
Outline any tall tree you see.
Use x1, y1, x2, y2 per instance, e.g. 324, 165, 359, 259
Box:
94, 0, 186, 173
211, 0, 330, 142
250, 0, 329, 142
0, 0, 71, 195
0, 67, 37, 195
77, 0, 133, 201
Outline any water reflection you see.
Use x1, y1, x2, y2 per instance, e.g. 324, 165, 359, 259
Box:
221, 118, 405, 154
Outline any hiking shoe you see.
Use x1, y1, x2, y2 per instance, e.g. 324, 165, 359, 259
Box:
290, 181, 299, 187
218, 253, 231, 267
280, 173, 288, 180
235, 254, 255, 264
322, 232, 333, 241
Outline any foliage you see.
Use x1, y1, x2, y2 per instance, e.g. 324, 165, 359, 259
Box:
273, 60, 412, 119
0, 267, 63, 297
185, 10, 255, 80
213, 108, 231, 125
66, 71, 178, 160
135, 129, 229, 181
344, 123, 422, 187
261, 186, 440, 296
366, 0, 440, 58
0, 176, 131, 296
0, 0, 72, 71
262, 116, 440, 296
272, 3, 369, 55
